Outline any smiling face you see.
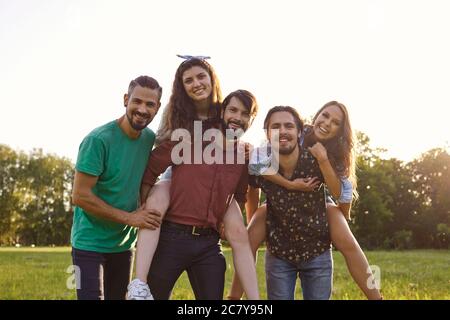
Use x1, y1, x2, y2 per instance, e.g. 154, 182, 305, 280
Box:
182, 65, 212, 103
222, 96, 252, 133
267, 111, 300, 155
123, 85, 161, 131
313, 104, 344, 142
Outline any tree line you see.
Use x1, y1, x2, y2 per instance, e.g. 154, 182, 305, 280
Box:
0, 133, 449, 249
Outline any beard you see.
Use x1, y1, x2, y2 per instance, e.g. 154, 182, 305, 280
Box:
127, 111, 152, 131
275, 134, 297, 155
221, 119, 246, 139
278, 144, 297, 155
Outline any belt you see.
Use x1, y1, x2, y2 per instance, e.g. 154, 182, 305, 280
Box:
162, 221, 218, 236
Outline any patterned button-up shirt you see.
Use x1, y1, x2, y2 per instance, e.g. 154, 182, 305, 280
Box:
249, 147, 331, 264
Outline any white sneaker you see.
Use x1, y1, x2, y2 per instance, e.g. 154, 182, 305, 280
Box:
126, 279, 154, 300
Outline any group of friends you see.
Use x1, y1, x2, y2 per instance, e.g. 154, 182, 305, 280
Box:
70, 56, 383, 300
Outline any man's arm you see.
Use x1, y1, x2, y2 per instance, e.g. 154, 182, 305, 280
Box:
140, 141, 175, 204
140, 184, 152, 206
72, 170, 161, 229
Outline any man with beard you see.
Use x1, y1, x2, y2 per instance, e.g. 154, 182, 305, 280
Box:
248, 106, 333, 300
71, 76, 163, 300
139, 90, 258, 300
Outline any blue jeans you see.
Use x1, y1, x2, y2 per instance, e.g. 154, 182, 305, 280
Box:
265, 249, 333, 300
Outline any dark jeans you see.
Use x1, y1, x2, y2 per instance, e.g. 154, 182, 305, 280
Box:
148, 222, 226, 300
71, 247, 133, 300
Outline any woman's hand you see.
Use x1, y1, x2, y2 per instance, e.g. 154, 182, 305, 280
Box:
287, 177, 321, 191
308, 142, 328, 163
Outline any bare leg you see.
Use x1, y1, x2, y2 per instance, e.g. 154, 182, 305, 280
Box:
223, 200, 260, 300
135, 180, 171, 282
327, 204, 382, 300
227, 204, 267, 300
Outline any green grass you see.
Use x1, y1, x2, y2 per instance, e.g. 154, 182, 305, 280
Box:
0, 247, 449, 300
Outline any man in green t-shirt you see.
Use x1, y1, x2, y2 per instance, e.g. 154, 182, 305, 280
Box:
71, 76, 163, 300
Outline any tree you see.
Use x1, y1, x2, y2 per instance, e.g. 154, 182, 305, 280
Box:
408, 148, 450, 248
0, 145, 74, 246
16, 149, 74, 245
0, 145, 26, 244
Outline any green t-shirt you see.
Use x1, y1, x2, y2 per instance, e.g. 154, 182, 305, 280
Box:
71, 120, 155, 253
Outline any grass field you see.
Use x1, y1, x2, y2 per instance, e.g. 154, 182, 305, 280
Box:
0, 247, 449, 300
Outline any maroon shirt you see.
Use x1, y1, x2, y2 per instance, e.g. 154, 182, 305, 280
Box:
142, 134, 248, 231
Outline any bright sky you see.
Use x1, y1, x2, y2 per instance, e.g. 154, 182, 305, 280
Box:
1, 0, 449, 163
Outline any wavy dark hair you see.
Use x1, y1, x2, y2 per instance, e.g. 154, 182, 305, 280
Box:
157, 58, 222, 143
304, 101, 357, 194
263, 106, 304, 132
222, 89, 259, 124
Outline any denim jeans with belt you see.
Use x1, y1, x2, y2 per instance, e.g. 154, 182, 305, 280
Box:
265, 249, 333, 300
148, 221, 226, 300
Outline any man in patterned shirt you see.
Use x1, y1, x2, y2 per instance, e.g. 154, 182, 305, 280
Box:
248, 106, 333, 300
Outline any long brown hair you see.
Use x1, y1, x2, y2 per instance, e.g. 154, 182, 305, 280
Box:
304, 101, 357, 195
156, 58, 222, 143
